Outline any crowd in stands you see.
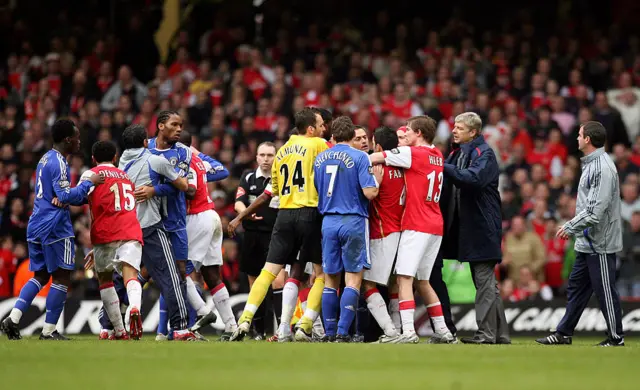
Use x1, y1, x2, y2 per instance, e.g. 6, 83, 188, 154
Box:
1, 2, 640, 301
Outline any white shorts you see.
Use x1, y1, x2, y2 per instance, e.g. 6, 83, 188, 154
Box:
364, 232, 401, 286
395, 230, 442, 280
93, 240, 142, 273
285, 254, 313, 275
186, 209, 223, 270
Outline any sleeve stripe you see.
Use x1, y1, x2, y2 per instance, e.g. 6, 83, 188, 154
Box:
57, 154, 68, 180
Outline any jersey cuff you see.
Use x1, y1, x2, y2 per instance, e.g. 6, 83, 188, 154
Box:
263, 189, 272, 197
382, 151, 387, 158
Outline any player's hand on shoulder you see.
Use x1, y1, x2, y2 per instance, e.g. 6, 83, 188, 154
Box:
89, 173, 105, 185
84, 250, 95, 270
134, 185, 155, 202
373, 164, 384, 184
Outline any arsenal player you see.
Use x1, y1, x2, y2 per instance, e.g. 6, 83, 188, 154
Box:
370, 115, 456, 344
81, 141, 144, 340
180, 132, 238, 339
362, 126, 404, 343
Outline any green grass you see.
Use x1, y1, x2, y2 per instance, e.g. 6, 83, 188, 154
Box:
1, 336, 638, 390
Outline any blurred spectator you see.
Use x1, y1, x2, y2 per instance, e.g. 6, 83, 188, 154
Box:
607, 72, 640, 140
503, 216, 545, 283
0, 236, 17, 298
621, 182, 640, 223
619, 210, 640, 298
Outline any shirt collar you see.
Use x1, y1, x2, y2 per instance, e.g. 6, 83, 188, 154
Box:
97, 163, 115, 167
581, 147, 605, 164
255, 168, 271, 179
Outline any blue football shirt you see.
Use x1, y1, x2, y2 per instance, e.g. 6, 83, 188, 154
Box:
148, 138, 192, 231
27, 149, 94, 244
314, 144, 377, 218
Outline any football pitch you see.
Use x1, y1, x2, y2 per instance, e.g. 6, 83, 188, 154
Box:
1, 336, 638, 390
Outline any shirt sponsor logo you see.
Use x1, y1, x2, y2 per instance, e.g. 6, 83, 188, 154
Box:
390, 148, 400, 154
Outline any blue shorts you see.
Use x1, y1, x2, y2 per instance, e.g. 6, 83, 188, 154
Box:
322, 215, 370, 275
168, 229, 188, 261
28, 238, 75, 274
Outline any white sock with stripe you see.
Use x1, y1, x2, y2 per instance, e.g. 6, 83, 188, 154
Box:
100, 283, 125, 334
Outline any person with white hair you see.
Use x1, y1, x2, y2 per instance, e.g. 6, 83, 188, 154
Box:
439, 111, 511, 344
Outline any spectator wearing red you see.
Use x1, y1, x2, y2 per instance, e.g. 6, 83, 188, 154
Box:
168, 46, 198, 83
0, 237, 17, 298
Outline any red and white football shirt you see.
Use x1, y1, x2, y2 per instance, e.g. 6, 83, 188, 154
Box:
369, 166, 404, 239
187, 155, 214, 215
383, 145, 444, 236
81, 164, 143, 245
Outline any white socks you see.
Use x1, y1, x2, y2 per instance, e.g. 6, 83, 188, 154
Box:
279, 279, 299, 336
9, 308, 23, 324
365, 289, 399, 337
211, 283, 236, 332
399, 300, 416, 334
100, 285, 125, 333
186, 277, 210, 316
126, 278, 142, 311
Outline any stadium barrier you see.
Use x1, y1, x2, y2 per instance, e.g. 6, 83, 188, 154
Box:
1, 296, 639, 336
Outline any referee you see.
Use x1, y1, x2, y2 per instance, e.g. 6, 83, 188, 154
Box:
234, 142, 282, 339
537, 121, 624, 347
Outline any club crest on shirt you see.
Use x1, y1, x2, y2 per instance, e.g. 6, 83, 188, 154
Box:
169, 157, 178, 166
390, 148, 400, 154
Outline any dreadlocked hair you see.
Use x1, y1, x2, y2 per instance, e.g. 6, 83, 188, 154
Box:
156, 110, 179, 136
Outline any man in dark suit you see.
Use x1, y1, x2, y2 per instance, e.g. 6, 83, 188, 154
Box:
440, 112, 510, 344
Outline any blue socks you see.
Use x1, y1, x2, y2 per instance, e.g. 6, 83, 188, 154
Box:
322, 287, 339, 337
338, 287, 360, 336
44, 283, 68, 326
158, 294, 168, 335
15, 278, 42, 314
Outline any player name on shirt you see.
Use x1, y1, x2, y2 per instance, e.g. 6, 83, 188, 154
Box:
277, 144, 307, 160
314, 150, 355, 168
93, 169, 131, 180
429, 155, 444, 167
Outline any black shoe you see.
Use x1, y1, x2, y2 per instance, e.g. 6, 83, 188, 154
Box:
190, 311, 217, 332
39, 331, 70, 340
461, 337, 494, 344
318, 335, 336, 343
333, 334, 351, 343
497, 337, 512, 345
1, 317, 22, 340
536, 332, 571, 345
597, 338, 624, 347
219, 331, 233, 342
351, 333, 365, 343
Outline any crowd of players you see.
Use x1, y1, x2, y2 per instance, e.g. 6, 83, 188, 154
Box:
0, 104, 473, 343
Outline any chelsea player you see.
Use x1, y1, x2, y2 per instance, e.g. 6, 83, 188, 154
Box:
1, 119, 103, 340
313, 116, 383, 342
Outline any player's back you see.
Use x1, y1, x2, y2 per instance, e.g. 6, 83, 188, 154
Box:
187, 155, 214, 214
271, 135, 328, 209
27, 150, 73, 244
370, 166, 404, 239
402, 145, 444, 236
314, 144, 371, 217
82, 165, 142, 245
119, 148, 165, 229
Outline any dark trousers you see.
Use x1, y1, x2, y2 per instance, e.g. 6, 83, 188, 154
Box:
142, 224, 188, 331
429, 254, 457, 335
557, 252, 624, 339
470, 260, 509, 342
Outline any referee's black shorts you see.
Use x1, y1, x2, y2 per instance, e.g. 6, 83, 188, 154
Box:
240, 230, 272, 277
266, 207, 322, 267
